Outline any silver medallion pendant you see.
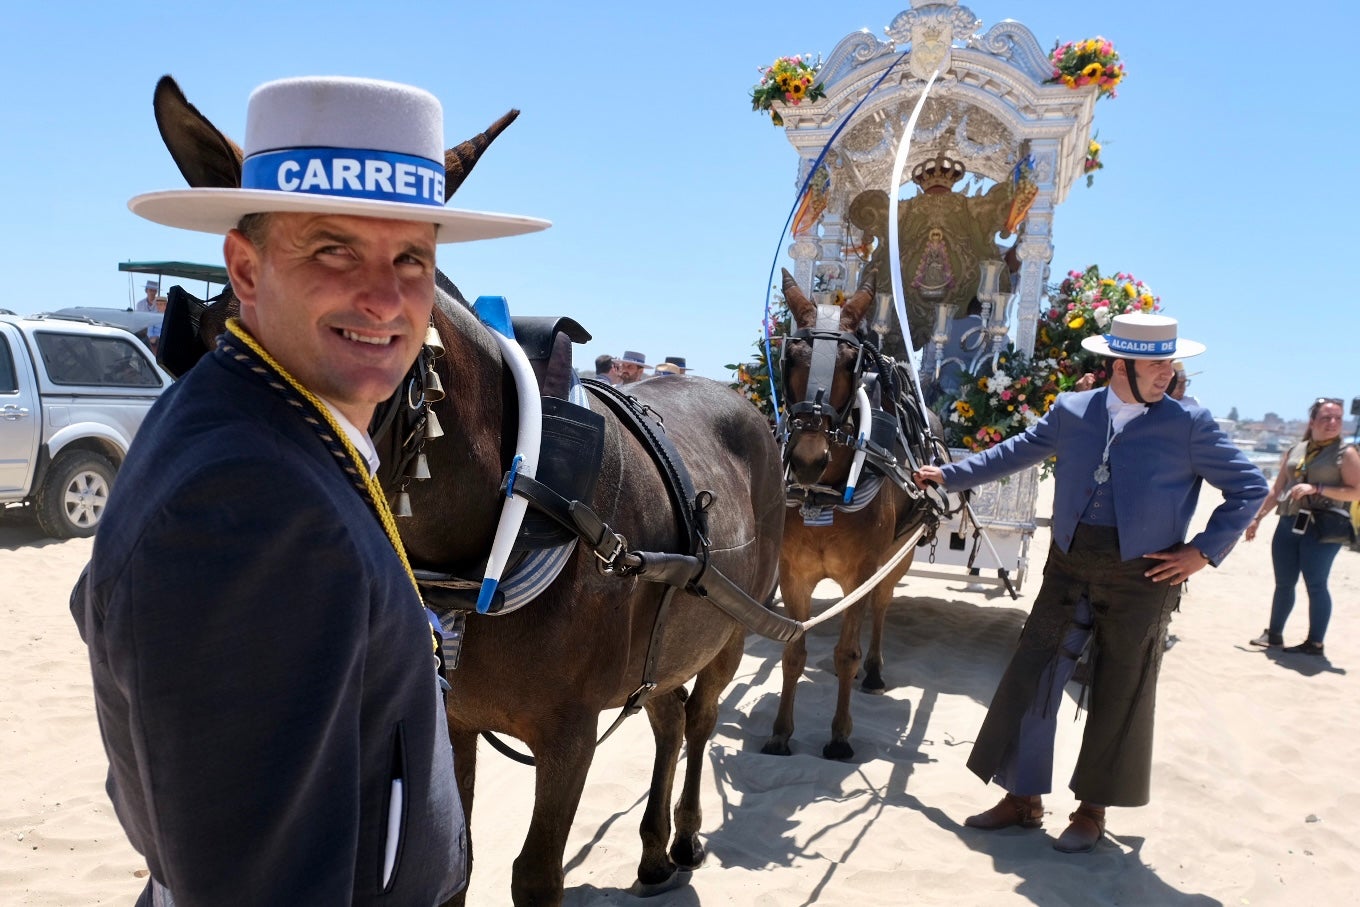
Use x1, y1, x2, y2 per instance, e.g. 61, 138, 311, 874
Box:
1093, 462, 1111, 485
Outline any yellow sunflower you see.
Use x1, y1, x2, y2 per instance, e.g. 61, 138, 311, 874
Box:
1082, 62, 1104, 80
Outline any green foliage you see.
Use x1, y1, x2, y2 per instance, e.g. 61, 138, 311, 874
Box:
727, 297, 790, 421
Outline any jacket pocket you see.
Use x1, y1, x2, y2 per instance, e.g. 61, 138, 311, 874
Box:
380, 722, 408, 894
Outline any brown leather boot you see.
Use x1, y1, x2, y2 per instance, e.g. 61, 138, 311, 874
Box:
964, 793, 1044, 830
1053, 803, 1106, 853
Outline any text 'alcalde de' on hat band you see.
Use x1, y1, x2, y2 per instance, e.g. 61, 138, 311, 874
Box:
1106, 335, 1178, 356
241, 147, 447, 206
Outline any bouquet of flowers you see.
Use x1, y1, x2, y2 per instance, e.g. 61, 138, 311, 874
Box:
1084, 137, 1104, 187
1047, 37, 1125, 99
938, 351, 1062, 453
1036, 265, 1160, 391
751, 55, 827, 126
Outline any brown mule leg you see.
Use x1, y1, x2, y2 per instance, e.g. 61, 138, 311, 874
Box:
671, 630, 744, 870
862, 550, 912, 694
763, 567, 814, 756
635, 688, 688, 892
826, 591, 867, 760
509, 715, 597, 907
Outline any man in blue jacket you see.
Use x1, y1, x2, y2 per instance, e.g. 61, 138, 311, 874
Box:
916, 313, 1266, 853
70, 76, 547, 905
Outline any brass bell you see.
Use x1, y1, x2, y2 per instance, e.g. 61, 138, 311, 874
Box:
394, 489, 413, 518
410, 452, 431, 480
423, 366, 446, 403
425, 409, 445, 439
424, 325, 445, 357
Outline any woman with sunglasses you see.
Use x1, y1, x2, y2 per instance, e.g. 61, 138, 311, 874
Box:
1246, 397, 1360, 655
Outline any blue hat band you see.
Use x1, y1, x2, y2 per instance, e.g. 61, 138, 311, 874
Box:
1106, 333, 1177, 355
241, 147, 446, 207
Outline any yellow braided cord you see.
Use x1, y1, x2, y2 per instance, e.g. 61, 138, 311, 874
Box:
224, 319, 435, 653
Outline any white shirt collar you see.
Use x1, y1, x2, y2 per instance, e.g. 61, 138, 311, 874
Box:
1105, 386, 1148, 434
317, 398, 381, 476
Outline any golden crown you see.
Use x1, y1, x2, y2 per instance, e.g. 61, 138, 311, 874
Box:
911, 153, 967, 191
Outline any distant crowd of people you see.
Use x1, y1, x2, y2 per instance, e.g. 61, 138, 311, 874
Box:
590, 351, 690, 384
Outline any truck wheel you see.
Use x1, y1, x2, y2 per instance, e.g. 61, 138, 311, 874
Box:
35, 450, 115, 539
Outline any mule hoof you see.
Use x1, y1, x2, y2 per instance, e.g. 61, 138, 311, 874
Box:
671, 835, 706, 870
823, 738, 855, 761
861, 677, 887, 695
761, 736, 792, 757
629, 868, 692, 898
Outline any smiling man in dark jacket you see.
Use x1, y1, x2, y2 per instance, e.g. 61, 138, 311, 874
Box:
71, 75, 547, 905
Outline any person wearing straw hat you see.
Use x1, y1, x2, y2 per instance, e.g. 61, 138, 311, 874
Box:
616, 349, 649, 384
70, 75, 548, 906
135, 279, 159, 312
915, 313, 1267, 854
1168, 360, 1202, 407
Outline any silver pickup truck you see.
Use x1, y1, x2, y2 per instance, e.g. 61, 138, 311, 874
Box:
0, 312, 171, 538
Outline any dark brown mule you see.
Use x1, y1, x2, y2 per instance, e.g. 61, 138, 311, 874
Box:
151, 77, 784, 906
762, 269, 944, 761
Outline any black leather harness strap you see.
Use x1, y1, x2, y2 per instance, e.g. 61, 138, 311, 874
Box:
580, 379, 708, 554
480, 377, 804, 762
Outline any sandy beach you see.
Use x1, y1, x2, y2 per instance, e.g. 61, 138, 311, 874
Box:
3, 481, 1357, 906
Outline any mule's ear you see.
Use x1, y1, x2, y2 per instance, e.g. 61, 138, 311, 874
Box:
782, 268, 816, 329
839, 268, 878, 332
444, 108, 519, 201
153, 75, 244, 189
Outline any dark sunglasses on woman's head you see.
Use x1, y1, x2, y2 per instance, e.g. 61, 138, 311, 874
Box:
1315, 397, 1343, 406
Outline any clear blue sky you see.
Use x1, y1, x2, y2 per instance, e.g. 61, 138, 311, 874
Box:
2, 1, 1355, 421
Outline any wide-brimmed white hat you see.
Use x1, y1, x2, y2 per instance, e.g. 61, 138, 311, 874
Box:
1080, 313, 1205, 360
129, 76, 550, 244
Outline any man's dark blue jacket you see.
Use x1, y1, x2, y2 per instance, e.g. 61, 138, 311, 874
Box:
72, 346, 465, 906
941, 388, 1268, 563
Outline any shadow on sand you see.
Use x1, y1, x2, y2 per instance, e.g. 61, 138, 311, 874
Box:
683, 589, 1220, 906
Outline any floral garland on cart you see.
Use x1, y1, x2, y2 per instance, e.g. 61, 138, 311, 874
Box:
750, 55, 826, 126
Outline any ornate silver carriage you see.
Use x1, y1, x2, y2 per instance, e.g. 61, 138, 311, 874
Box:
770, 1, 1101, 591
